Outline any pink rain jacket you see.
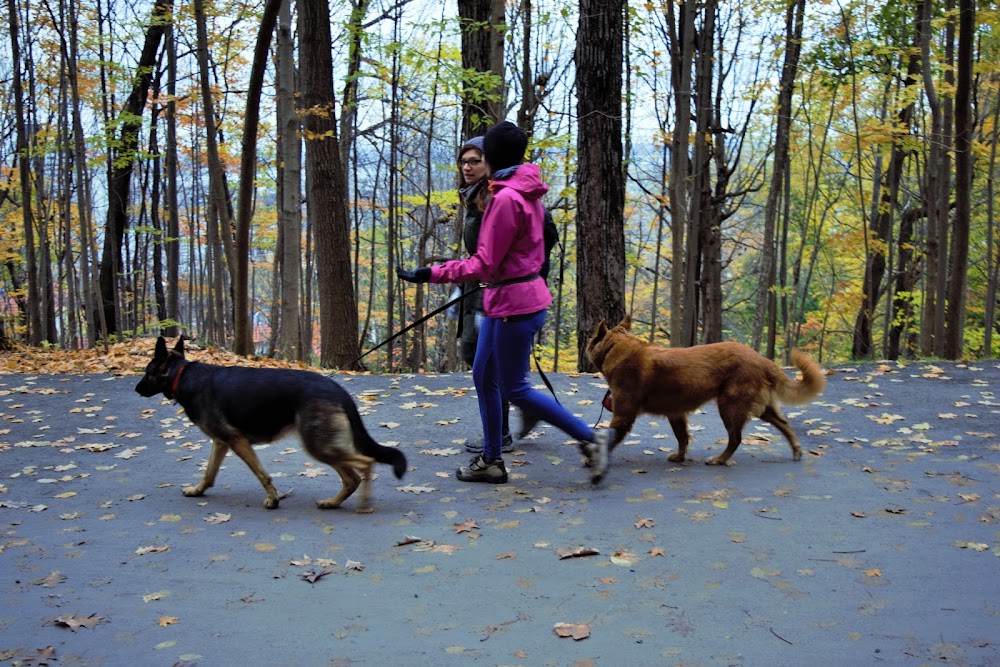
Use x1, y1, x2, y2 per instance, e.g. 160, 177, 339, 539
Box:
429, 163, 552, 319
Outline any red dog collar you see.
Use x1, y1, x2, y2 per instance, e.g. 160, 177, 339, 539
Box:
166, 362, 187, 400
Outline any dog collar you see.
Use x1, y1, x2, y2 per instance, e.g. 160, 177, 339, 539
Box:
166, 362, 188, 400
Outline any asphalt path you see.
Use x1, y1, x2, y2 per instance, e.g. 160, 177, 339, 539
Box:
1, 357, 999, 666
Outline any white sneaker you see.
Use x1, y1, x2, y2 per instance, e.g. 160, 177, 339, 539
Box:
580, 430, 609, 485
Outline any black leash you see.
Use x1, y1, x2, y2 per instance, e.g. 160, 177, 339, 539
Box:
594, 389, 612, 427
349, 285, 480, 368
533, 346, 560, 406
351, 284, 562, 409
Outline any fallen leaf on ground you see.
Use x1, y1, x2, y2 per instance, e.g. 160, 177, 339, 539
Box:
610, 550, 637, 566
53, 613, 103, 631
556, 546, 600, 560
421, 447, 461, 456
38, 571, 66, 588
554, 622, 590, 640
397, 485, 436, 494
299, 568, 333, 584
454, 519, 478, 534
135, 545, 170, 556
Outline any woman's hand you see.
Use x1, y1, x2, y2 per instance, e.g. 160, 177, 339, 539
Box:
396, 266, 431, 283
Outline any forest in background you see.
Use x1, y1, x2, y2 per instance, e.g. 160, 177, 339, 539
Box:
0, 0, 996, 371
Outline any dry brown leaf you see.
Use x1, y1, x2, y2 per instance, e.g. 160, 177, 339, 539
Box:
634, 516, 655, 529
38, 571, 66, 588
453, 518, 478, 534
397, 485, 436, 494
53, 613, 103, 631
135, 545, 170, 556
556, 546, 600, 560
299, 568, 333, 584
554, 622, 590, 640
158, 615, 178, 627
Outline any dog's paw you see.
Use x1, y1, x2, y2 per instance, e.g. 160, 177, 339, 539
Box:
667, 453, 685, 463
182, 485, 205, 497
355, 505, 374, 514
263, 496, 280, 509
704, 456, 731, 466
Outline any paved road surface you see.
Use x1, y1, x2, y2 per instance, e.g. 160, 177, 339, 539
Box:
1, 358, 998, 666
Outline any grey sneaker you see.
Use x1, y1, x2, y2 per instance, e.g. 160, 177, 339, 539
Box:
465, 433, 515, 453
456, 455, 508, 484
579, 430, 609, 485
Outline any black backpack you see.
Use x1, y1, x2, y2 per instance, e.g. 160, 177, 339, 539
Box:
541, 209, 559, 282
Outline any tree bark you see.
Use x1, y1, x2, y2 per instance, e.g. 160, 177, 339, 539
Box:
458, 0, 506, 136
8, 0, 42, 345
232, 0, 282, 355
576, 0, 625, 371
299, 0, 361, 368
943, 0, 974, 358
96, 0, 172, 336
276, 0, 302, 361
752, 0, 805, 355
667, 0, 694, 347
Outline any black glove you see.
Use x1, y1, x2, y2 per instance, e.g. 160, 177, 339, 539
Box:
396, 266, 431, 284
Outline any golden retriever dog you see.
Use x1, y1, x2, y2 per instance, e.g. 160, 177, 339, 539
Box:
585, 316, 825, 465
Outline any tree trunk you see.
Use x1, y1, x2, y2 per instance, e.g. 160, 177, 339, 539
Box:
96, 0, 172, 336
194, 0, 237, 345
458, 0, 506, 136
164, 23, 180, 338
276, 0, 302, 361
752, 0, 805, 355
944, 0, 974, 359
667, 0, 694, 347
851, 20, 918, 359
232, 0, 282, 355
299, 0, 361, 369
8, 0, 42, 345
576, 0, 625, 371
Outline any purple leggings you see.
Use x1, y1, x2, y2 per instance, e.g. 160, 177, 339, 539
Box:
473, 310, 594, 460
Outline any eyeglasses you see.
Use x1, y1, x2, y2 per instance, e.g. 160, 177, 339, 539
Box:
459, 158, 483, 167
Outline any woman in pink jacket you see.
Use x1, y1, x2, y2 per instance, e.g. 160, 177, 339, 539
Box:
397, 121, 609, 485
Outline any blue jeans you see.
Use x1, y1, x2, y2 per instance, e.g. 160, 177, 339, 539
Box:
473, 310, 594, 460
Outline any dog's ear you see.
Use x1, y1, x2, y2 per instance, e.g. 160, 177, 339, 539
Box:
173, 336, 185, 357
591, 319, 607, 340
154, 336, 168, 359
619, 314, 632, 330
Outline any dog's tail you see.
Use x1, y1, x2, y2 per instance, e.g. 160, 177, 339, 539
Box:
369, 439, 408, 479
777, 350, 826, 405
355, 427, 407, 479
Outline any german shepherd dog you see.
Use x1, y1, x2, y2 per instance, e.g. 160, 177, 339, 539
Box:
135, 337, 407, 511
586, 316, 825, 465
